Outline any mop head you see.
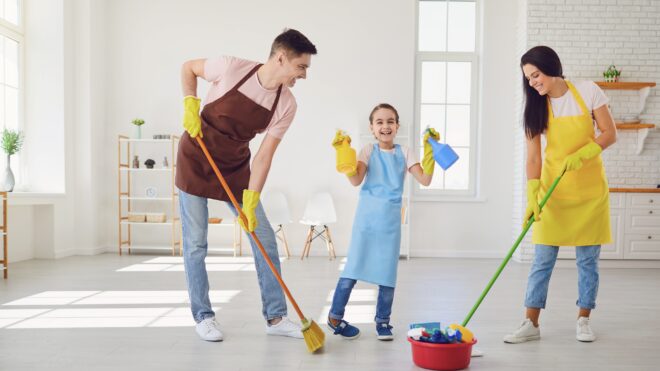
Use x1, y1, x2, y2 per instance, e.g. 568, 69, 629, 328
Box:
301, 318, 325, 353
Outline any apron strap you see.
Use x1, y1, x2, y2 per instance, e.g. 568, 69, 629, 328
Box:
229, 63, 283, 122
267, 85, 283, 121
565, 80, 591, 118
230, 64, 262, 92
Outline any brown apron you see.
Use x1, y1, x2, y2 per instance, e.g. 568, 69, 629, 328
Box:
176, 64, 282, 203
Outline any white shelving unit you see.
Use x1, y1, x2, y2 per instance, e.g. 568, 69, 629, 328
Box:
118, 135, 181, 255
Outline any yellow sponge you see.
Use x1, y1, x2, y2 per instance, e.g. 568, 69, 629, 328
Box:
449, 324, 474, 343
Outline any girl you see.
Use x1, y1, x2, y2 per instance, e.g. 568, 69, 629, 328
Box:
328, 103, 439, 340
504, 46, 617, 344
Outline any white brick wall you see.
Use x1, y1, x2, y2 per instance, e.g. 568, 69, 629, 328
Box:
514, 0, 660, 261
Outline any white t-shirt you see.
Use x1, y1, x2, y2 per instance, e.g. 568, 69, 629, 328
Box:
549, 80, 609, 121
357, 144, 420, 174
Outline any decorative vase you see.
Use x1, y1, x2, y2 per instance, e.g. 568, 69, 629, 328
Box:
2, 155, 15, 192
134, 125, 142, 139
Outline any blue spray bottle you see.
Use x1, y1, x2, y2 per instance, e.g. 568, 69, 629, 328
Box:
426, 127, 459, 170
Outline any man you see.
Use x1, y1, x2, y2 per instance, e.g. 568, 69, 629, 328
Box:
175, 29, 317, 342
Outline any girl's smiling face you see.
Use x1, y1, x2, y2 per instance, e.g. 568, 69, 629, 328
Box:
370, 108, 399, 145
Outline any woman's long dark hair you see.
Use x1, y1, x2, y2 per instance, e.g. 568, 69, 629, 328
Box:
520, 46, 564, 139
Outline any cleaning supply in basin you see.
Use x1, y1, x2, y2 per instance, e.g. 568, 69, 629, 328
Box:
409, 322, 472, 345
407, 327, 425, 341
449, 324, 474, 343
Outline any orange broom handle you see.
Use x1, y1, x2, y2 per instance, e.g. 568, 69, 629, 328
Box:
195, 136, 305, 320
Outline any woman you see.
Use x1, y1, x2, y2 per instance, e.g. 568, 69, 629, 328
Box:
504, 46, 617, 344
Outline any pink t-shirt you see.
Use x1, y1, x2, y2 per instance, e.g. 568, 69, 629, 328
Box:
358, 144, 420, 175
203, 56, 297, 139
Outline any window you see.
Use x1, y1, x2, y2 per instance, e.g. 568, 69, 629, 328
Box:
415, 0, 478, 195
0, 0, 22, 183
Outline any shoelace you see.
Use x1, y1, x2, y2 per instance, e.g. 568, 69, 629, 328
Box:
202, 319, 218, 333
378, 323, 393, 331
579, 321, 592, 334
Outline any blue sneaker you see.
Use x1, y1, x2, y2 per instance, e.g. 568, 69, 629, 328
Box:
327, 319, 360, 339
376, 323, 394, 341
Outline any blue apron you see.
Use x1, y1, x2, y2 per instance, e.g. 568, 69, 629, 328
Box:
340, 144, 406, 288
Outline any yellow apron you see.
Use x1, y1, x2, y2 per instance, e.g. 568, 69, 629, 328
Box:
532, 81, 612, 246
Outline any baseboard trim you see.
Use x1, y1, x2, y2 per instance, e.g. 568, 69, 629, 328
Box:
409, 250, 508, 258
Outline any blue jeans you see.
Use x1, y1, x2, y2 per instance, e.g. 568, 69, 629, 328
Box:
328, 277, 395, 324
179, 190, 287, 323
525, 244, 600, 310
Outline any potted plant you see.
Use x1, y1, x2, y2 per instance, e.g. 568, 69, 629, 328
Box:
603, 65, 621, 83
132, 118, 145, 139
1, 128, 24, 192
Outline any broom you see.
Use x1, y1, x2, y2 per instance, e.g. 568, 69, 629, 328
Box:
194, 136, 325, 353
460, 168, 567, 327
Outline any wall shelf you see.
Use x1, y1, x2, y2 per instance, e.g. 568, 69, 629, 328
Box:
610, 188, 660, 193
595, 82, 656, 90
597, 82, 656, 154
616, 123, 655, 130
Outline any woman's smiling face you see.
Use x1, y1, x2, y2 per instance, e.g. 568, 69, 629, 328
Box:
522, 63, 554, 96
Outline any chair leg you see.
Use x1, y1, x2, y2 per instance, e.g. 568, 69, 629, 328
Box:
280, 226, 291, 259
301, 226, 313, 260
306, 226, 315, 258
324, 225, 337, 260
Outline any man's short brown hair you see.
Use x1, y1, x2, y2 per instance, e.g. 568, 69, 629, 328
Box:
270, 28, 317, 58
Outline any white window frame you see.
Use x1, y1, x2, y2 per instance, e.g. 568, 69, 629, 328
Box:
0, 1, 25, 184
413, 0, 481, 200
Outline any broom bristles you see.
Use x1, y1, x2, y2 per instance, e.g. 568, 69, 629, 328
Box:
301, 319, 325, 353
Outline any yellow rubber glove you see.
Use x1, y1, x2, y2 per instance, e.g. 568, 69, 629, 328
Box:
332, 130, 357, 176
421, 128, 440, 175
239, 189, 260, 232
563, 141, 602, 172
183, 96, 203, 138
523, 179, 541, 226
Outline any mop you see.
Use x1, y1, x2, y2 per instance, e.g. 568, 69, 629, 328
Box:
459, 168, 567, 329
195, 136, 325, 353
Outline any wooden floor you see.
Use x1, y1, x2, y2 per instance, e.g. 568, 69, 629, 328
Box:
1, 253, 659, 370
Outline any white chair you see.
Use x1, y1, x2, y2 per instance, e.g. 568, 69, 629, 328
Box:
262, 190, 292, 258
299, 192, 337, 260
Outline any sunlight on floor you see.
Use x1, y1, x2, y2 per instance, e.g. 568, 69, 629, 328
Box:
317, 288, 377, 324
318, 305, 376, 325
116, 256, 284, 272
0, 290, 237, 329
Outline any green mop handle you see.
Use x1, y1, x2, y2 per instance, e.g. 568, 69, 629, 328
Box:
461, 169, 566, 327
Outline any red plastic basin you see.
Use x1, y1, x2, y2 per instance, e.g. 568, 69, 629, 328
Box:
408, 337, 476, 371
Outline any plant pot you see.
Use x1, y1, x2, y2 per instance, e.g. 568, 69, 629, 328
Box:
2, 155, 14, 192
134, 125, 142, 139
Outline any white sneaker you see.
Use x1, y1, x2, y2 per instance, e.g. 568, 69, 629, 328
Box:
196, 317, 224, 342
576, 317, 596, 342
503, 319, 540, 344
266, 317, 303, 339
